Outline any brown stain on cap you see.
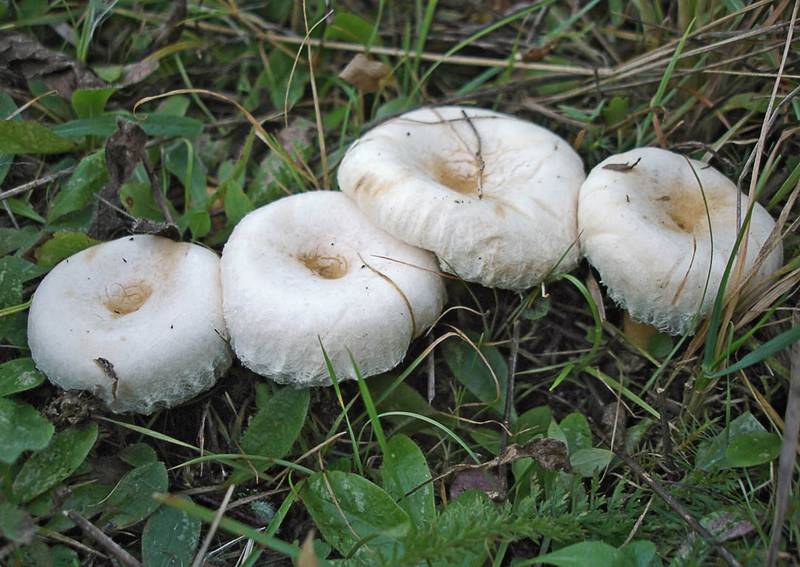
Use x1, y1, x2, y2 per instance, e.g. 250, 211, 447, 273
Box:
104, 281, 152, 316
298, 252, 349, 279
661, 191, 722, 233
431, 159, 478, 195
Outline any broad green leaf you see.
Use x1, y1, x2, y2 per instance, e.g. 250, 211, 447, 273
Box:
0, 358, 45, 397
0, 501, 35, 543
0, 92, 17, 185
165, 141, 207, 210
224, 182, 254, 226
301, 470, 411, 561
443, 338, 508, 413
0, 226, 40, 257
724, 432, 781, 468
620, 540, 661, 567
513, 406, 552, 444
559, 412, 592, 455
13, 424, 99, 503
119, 443, 158, 467
50, 545, 80, 567
0, 120, 78, 154
34, 232, 99, 268
52, 113, 203, 139
695, 412, 767, 471
47, 152, 108, 222
324, 12, 376, 44
141, 499, 202, 567
0, 398, 54, 464
185, 209, 211, 239
6, 197, 46, 223
381, 434, 435, 527
120, 180, 164, 220
101, 461, 168, 529
71, 87, 116, 119
602, 96, 629, 126
535, 541, 621, 566
45, 482, 112, 532
570, 448, 613, 477
240, 387, 309, 460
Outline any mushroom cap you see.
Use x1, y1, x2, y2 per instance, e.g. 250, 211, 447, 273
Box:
578, 147, 782, 335
337, 105, 585, 291
221, 191, 446, 386
28, 235, 231, 414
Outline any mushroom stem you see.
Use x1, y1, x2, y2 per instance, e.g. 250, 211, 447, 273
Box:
623, 311, 658, 351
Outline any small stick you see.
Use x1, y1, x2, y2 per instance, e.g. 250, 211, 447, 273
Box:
766, 314, 800, 566
66, 511, 142, 567
499, 318, 521, 455
191, 484, 236, 567
613, 449, 743, 567
0, 169, 73, 201
427, 334, 436, 403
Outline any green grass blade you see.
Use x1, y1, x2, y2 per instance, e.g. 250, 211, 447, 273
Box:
155, 493, 300, 560
709, 324, 800, 378
378, 411, 479, 463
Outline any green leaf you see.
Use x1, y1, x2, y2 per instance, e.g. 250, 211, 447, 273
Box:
6, 197, 46, 224
224, 182, 254, 226
184, 209, 211, 239
570, 448, 613, 477
44, 482, 112, 532
119, 443, 158, 467
724, 431, 781, 468
71, 87, 116, 119
47, 152, 108, 222
559, 412, 592, 455
602, 96, 629, 126
165, 141, 207, 210
535, 541, 621, 566
141, 499, 202, 567
0, 358, 45, 397
381, 434, 435, 527
34, 232, 99, 268
513, 406, 553, 444
301, 470, 412, 561
0, 226, 41, 257
443, 338, 508, 413
0, 398, 54, 464
101, 461, 168, 529
0, 121, 78, 154
0, 501, 35, 543
0, 256, 26, 340
240, 387, 309, 460
325, 12, 376, 44
695, 412, 767, 471
12, 424, 98, 503
50, 545, 80, 567
620, 540, 661, 567
52, 113, 203, 139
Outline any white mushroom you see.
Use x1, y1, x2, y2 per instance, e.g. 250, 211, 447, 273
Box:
339, 106, 585, 290
28, 235, 231, 414
337, 105, 585, 291
221, 191, 446, 386
578, 147, 782, 335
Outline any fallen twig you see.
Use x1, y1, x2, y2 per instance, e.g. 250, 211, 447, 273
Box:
66, 511, 142, 567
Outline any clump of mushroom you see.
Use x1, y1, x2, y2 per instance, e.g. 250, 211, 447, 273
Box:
221, 191, 446, 386
28, 235, 231, 414
578, 147, 782, 336
337, 105, 585, 291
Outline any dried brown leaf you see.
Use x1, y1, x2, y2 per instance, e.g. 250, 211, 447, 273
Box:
339, 53, 391, 93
